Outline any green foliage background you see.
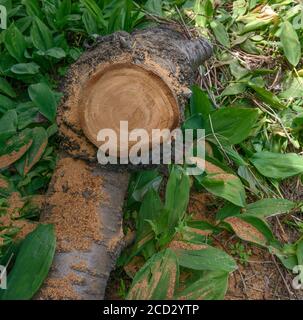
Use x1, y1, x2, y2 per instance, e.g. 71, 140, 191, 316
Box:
0, 0, 303, 300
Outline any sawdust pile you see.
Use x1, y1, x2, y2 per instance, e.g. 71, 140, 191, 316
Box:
41, 157, 105, 252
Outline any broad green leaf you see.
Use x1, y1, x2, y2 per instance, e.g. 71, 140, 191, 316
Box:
127, 249, 179, 300
4, 24, 26, 62
0, 110, 18, 141
15, 127, 48, 176
0, 77, 16, 98
81, 0, 106, 29
200, 172, 246, 207
221, 83, 246, 96
190, 85, 213, 118
205, 107, 259, 145
22, 0, 43, 18
31, 17, 53, 52
216, 202, 241, 221
224, 215, 275, 247
250, 151, 303, 179
0, 94, 16, 113
240, 18, 273, 34
192, 0, 213, 28
244, 198, 296, 218
176, 271, 229, 300
55, 0, 72, 29
248, 83, 285, 110
126, 170, 162, 210
210, 20, 230, 48
280, 21, 301, 67
296, 239, 303, 266
163, 166, 190, 240
170, 241, 237, 272
45, 48, 66, 59
0, 129, 33, 169
145, 0, 163, 16
280, 76, 303, 99
0, 224, 56, 300
28, 83, 57, 122
11, 62, 40, 75
136, 189, 163, 241
182, 114, 204, 131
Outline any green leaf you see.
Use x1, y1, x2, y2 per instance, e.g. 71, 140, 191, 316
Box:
15, 127, 48, 176
182, 114, 204, 130
210, 20, 230, 48
205, 107, 259, 145
176, 271, 229, 300
0, 94, 16, 113
200, 172, 246, 207
81, 0, 106, 29
28, 83, 57, 122
162, 166, 190, 241
126, 170, 162, 210
4, 24, 26, 62
171, 241, 237, 272
224, 215, 275, 247
216, 202, 241, 221
244, 198, 296, 218
280, 21, 301, 67
145, 0, 163, 16
0, 224, 56, 300
0, 129, 33, 169
45, 48, 66, 59
248, 83, 285, 110
0, 77, 16, 98
11, 62, 40, 75
296, 239, 303, 266
250, 151, 303, 179
190, 85, 213, 118
0, 110, 18, 141
22, 0, 43, 18
221, 83, 246, 96
127, 249, 179, 300
31, 17, 53, 52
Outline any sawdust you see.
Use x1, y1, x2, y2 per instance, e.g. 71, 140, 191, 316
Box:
38, 276, 80, 300
66, 272, 85, 285
169, 240, 208, 251
41, 157, 104, 251
70, 260, 88, 273
225, 216, 267, 246
204, 160, 226, 174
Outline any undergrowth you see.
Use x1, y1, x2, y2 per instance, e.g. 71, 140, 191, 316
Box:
0, 0, 303, 300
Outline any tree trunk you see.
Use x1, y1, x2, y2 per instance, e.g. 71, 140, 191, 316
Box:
38, 25, 212, 300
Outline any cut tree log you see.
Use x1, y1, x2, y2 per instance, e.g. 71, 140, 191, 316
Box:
38, 25, 212, 300
59, 25, 212, 160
